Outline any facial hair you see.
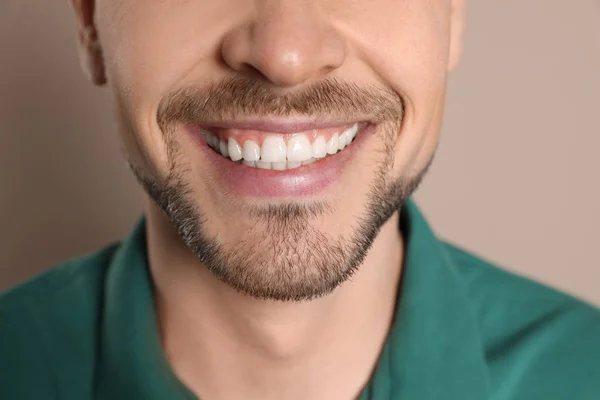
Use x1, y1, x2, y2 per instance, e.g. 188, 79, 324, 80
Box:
126, 76, 431, 301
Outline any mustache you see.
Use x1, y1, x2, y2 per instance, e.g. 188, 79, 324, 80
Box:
156, 76, 404, 134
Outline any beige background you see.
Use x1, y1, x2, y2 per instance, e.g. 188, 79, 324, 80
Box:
1, 1, 599, 305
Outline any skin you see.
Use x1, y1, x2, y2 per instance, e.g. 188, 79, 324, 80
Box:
71, 0, 465, 399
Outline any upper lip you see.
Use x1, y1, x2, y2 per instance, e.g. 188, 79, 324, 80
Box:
198, 118, 367, 134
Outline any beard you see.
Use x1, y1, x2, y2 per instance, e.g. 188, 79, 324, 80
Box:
125, 76, 431, 302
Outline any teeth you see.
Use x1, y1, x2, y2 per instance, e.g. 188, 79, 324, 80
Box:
238, 160, 317, 170
206, 124, 361, 169
286, 161, 302, 169
228, 137, 243, 161
242, 140, 260, 162
326, 133, 339, 155
272, 162, 287, 171
287, 134, 313, 162
261, 136, 287, 162
349, 123, 359, 140
339, 124, 357, 149
203, 130, 217, 150
338, 131, 348, 150
219, 140, 229, 158
256, 161, 272, 170
312, 136, 327, 159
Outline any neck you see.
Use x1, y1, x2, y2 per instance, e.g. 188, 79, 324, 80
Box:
146, 199, 404, 400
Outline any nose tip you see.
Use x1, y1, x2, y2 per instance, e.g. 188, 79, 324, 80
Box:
221, 12, 346, 88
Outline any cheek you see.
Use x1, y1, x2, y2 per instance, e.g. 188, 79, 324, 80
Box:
96, 4, 232, 177
345, 4, 451, 176
101, 17, 199, 113
97, 2, 244, 107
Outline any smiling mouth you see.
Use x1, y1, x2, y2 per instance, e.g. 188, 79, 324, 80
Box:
183, 120, 374, 197
199, 122, 362, 171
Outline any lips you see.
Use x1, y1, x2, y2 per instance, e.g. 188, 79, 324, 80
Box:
185, 121, 372, 197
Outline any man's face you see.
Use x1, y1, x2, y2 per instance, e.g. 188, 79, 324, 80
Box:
77, 0, 463, 301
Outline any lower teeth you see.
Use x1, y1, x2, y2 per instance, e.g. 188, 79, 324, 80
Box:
238, 158, 318, 170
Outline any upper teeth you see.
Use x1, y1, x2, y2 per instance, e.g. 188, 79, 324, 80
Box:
203, 123, 360, 170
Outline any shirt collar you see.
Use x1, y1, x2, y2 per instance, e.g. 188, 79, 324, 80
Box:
362, 201, 490, 399
95, 214, 196, 400
97, 200, 490, 400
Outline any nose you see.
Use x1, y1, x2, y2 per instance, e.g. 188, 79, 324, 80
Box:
221, 2, 347, 88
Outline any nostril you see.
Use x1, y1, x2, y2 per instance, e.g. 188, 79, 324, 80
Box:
238, 62, 271, 82
236, 59, 309, 88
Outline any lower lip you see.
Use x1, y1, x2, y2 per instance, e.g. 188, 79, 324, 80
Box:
185, 124, 374, 197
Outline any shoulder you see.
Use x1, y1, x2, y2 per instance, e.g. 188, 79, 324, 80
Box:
0, 243, 121, 400
443, 243, 600, 399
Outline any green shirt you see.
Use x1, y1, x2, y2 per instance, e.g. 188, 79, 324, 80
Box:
1, 201, 599, 399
